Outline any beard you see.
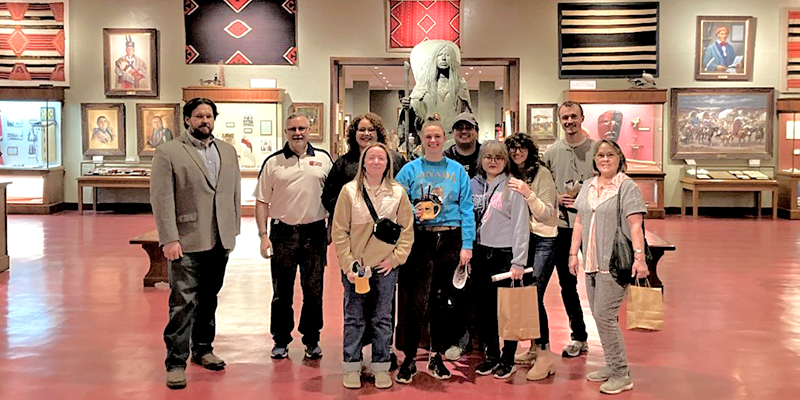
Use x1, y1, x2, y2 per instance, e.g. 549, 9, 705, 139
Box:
190, 124, 213, 140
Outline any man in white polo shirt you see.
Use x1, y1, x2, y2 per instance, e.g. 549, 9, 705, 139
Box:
254, 112, 333, 360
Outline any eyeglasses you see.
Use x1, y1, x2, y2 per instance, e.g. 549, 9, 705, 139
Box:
507, 146, 528, 153
483, 155, 505, 163
454, 124, 475, 131
594, 152, 619, 160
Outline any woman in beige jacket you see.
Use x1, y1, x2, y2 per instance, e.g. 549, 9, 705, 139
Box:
332, 143, 414, 390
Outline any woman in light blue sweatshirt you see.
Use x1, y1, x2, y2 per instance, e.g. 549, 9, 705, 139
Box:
469, 140, 530, 380
394, 115, 475, 383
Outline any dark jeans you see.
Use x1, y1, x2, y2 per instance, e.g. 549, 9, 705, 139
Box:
528, 233, 557, 346
396, 228, 462, 358
472, 244, 528, 363
554, 227, 588, 342
270, 219, 326, 347
342, 268, 398, 372
164, 242, 229, 370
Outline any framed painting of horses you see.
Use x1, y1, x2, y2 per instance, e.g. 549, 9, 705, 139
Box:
670, 87, 774, 160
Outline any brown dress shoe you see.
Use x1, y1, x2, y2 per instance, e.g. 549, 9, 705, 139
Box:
166, 368, 187, 389
191, 352, 226, 370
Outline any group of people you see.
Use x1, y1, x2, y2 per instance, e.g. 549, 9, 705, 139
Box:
150, 98, 650, 395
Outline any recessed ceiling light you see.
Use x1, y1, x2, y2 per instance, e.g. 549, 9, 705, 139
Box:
465, 72, 469, 75
470, 67, 474, 70
374, 67, 378, 69
478, 70, 482, 73
379, 72, 383, 75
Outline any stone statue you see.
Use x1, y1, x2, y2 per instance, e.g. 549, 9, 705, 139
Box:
402, 40, 472, 150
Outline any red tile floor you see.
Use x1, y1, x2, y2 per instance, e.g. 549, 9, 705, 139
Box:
0, 212, 799, 400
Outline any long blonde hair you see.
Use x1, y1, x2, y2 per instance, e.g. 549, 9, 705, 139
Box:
355, 143, 395, 192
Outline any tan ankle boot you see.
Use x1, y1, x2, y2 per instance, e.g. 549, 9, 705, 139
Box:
526, 346, 556, 381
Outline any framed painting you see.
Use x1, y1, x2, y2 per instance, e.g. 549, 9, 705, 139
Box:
103, 28, 158, 97
0, 1, 69, 86
290, 103, 324, 142
780, 9, 800, 93
81, 103, 125, 157
260, 120, 273, 136
558, 2, 659, 79
526, 104, 558, 143
670, 88, 774, 160
135, 103, 180, 157
386, 0, 461, 52
694, 16, 756, 81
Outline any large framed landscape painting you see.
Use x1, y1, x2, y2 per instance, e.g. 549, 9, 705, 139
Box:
670, 88, 774, 160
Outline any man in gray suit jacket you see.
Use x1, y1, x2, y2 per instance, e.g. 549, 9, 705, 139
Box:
150, 98, 241, 389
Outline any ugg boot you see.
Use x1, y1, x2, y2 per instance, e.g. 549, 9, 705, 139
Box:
526, 345, 556, 381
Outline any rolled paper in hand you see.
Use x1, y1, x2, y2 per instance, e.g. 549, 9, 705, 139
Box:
491, 267, 534, 282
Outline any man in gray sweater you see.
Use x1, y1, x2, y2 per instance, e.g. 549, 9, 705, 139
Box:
541, 101, 595, 358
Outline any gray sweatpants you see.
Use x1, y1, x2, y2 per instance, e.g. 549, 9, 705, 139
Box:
585, 272, 629, 378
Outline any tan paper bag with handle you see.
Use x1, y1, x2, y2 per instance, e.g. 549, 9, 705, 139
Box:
626, 280, 665, 331
497, 285, 540, 341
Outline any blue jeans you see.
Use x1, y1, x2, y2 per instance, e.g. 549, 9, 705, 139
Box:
527, 233, 557, 346
270, 219, 327, 347
342, 268, 398, 373
164, 242, 228, 370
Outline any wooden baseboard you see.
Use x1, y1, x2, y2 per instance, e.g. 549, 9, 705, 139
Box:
665, 206, 775, 217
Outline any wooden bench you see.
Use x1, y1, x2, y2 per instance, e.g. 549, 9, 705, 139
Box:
129, 230, 168, 287
645, 230, 675, 288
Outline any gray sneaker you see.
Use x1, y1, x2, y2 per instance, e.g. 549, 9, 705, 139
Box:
271, 346, 288, 359
599, 375, 633, 394
587, 366, 613, 382
561, 340, 588, 357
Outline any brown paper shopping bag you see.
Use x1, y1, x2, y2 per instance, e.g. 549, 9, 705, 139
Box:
497, 285, 540, 341
626, 280, 665, 331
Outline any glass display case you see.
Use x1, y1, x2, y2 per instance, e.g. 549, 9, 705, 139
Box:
776, 99, 800, 219
0, 87, 65, 213
683, 165, 775, 180
563, 89, 666, 218
680, 165, 778, 219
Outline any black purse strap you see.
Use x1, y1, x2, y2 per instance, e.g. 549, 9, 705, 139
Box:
617, 179, 648, 248
361, 183, 381, 223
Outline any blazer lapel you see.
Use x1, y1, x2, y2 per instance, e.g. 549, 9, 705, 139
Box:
178, 134, 215, 188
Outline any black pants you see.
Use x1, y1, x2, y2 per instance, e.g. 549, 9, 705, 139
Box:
472, 244, 531, 363
164, 242, 229, 370
396, 228, 462, 359
270, 219, 327, 347
554, 227, 588, 342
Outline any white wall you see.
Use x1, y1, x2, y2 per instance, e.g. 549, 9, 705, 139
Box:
61, 0, 795, 208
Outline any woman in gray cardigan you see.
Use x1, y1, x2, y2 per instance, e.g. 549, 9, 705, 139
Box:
568, 139, 649, 395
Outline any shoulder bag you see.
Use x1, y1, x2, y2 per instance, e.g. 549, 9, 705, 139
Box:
608, 182, 652, 286
362, 184, 403, 245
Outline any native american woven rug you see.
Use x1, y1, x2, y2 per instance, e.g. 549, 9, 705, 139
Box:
558, 2, 659, 79
0, 1, 67, 86
388, 0, 460, 51
783, 9, 800, 92
185, 0, 296, 65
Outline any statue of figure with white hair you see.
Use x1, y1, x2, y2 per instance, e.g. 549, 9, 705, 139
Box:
401, 40, 473, 153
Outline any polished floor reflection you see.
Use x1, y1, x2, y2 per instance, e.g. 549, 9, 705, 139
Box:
1, 213, 799, 399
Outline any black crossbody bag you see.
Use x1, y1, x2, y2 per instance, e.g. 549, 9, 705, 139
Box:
362, 184, 403, 245
609, 183, 652, 286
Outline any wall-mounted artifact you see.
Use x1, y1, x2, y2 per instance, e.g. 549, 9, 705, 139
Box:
104, 28, 158, 98
386, 0, 461, 52
694, 16, 756, 81
136, 103, 180, 157
185, 0, 297, 65
558, 2, 659, 79
780, 9, 800, 93
670, 88, 773, 160
0, 1, 68, 86
82, 103, 126, 157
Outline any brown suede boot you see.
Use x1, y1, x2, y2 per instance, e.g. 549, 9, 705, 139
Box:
526, 345, 556, 381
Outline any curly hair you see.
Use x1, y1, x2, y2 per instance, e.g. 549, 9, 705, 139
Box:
505, 132, 542, 183
347, 112, 387, 155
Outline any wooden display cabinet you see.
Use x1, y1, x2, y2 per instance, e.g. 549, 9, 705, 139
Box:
776, 98, 800, 219
562, 89, 667, 218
